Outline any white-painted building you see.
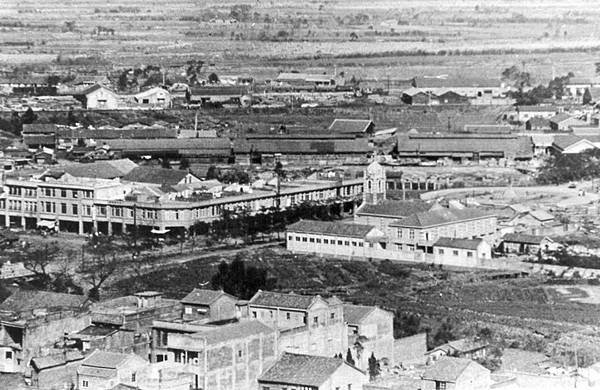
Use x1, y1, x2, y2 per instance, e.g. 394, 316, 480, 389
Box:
432, 238, 491, 268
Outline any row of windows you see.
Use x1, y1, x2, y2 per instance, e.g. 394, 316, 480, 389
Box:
438, 248, 474, 257
290, 235, 364, 247
41, 188, 93, 199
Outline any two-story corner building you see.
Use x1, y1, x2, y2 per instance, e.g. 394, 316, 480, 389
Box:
1, 170, 363, 236
247, 290, 348, 358
68, 291, 181, 356
0, 289, 90, 374
421, 357, 491, 390
432, 238, 492, 268
180, 289, 239, 323
153, 320, 277, 390
343, 304, 394, 370
286, 220, 387, 258
76, 350, 147, 390
258, 353, 367, 390
2, 171, 133, 234
389, 208, 497, 254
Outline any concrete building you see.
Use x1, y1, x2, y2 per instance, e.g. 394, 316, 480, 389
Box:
286, 220, 386, 259
248, 290, 348, 358
433, 238, 492, 267
30, 350, 84, 389
0, 289, 90, 373
343, 304, 394, 369
258, 352, 367, 390
180, 289, 238, 323
1, 170, 363, 235
152, 320, 277, 390
76, 350, 147, 390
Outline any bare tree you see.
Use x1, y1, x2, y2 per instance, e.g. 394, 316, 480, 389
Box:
79, 236, 120, 301
18, 241, 61, 285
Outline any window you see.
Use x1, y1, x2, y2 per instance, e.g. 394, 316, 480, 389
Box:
131, 373, 136, 382
252, 311, 257, 318
324, 239, 329, 244
286, 313, 290, 320
238, 350, 243, 358
397, 229, 403, 238
296, 237, 300, 241
5, 351, 12, 359
82, 380, 89, 388
435, 381, 447, 390
313, 316, 318, 325
72, 204, 78, 215
309, 238, 315, 243
288, 236, 293, 241
337, 240, 343, 245
467, 251, 473, 258
184, 307, 192, 314
61, 189, 67, 198
409, 230, 415, 240
302, 237, 307, 242
352, 241, 357, 247
453, 250, 459, 256
61, 203, 67, 214
344, 241, 350, 246
330, 312, 335, 319
438, 249, 444, 255
316, 238, 321, 243
270, 311, 273, 318
72, 190, 78, 198
358, 242, 363, 247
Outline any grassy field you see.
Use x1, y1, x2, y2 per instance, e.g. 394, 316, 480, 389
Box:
2, 0, 600, 84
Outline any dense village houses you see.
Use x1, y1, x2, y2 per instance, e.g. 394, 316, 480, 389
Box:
180, 289, 239, 322
248, 290, 348, 358
343, 304, 394, 369
76, 350, 147, 390
0, 289, 90, 373
500, 233, 558, 255
257, 352, 368, 390
421, 356, 491, 390
425, 338, 489, 361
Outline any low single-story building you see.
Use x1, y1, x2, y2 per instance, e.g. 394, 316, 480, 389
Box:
500, 233, 557, 255
432, 238, 491, 267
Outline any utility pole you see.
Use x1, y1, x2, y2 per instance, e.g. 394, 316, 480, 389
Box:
133, 203, 137, 249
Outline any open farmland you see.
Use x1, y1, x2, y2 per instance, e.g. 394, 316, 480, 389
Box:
2, 0, 600, 83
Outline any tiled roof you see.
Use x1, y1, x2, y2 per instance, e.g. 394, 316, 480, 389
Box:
549, 113, 575, 124
77, 365, 116, 378
502, 233, 548, 245
259, 353, 348, 387
552, 135, 586, 150
529, 210, 554, 221
22, 124, 58, 134
433, 237, 484, 250
422, 357, 480, 382
397, 134, 533, 158
249, 290, 316, 310
103, 138, 231, 153
192, 320, 273, 345
122, 166, 194, 186
287, 220, 377, 239
81, 350, 130, 369
516, 105, 557, 112
356, 200, 432, 218
234, 138, 371, 154
343, 304, 375, 324
276, 73, 332, 82
78, 84, 116, 96
59, 159, 137, 179
0, 289, 86, 313
402, 87, 427, 96
31, 351, 84, 371
328, 119, 374, 134
391, 208, 494, 228
181, 289, 236, 305
58, 127, 177, 139
189, 86, 248, 97
526, 117, 551, 128
23, 134, 56, 146
462, 125, 512, 134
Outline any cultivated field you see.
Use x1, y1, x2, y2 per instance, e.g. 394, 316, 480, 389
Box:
2, 0, 600, 83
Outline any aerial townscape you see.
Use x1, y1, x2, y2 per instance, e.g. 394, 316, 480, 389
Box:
4, 1, 600, 390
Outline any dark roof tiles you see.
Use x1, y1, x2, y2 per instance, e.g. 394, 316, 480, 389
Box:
259, 353, 351, 387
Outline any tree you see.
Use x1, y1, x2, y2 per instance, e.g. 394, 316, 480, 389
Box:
21, 107, 37, 125
430, 318, 457, 349
18, 241, 61, 286
161, 158, 172, 169
179, 157, 190, 170
368, 352, 380, 380
208, 72, 220, 84
80, 236, 120, 301
345, 348, 355, 366
210, 257, 274, 299
206, 165, 220, 180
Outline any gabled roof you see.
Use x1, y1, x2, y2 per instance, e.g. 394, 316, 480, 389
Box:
343, 304, 376, 324
0, 289, 86, 313
135, 87, 170, 98
328, 119, 374, 134
276, 73, 333, 82
433, 237, 484, 250
80, 350, 131, 369
502, 233, 550, 245
79, 84, 117, 96
191, 320, 273, 345
529, 209, 554, 222
58, 159, 137, 179
233, 138, 371, 154
122, 166, 196, 187
356, 200, 432, 218
422, 357, 484, 382
414, 77, 501, 89
463, 124, 512, 134
181, 289, 237, 306
549, 113, 576, 124
249, 290, 317, 310
516, 105, 557, 112
551, 135, 595, 151
287, 220, 378, 239
391, 208, 494, 228
427, 338, 488, 355
102, 138, 231, 153
402, 87, 428, 97
259, 353, 360, 387
31, 351, 84, 371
